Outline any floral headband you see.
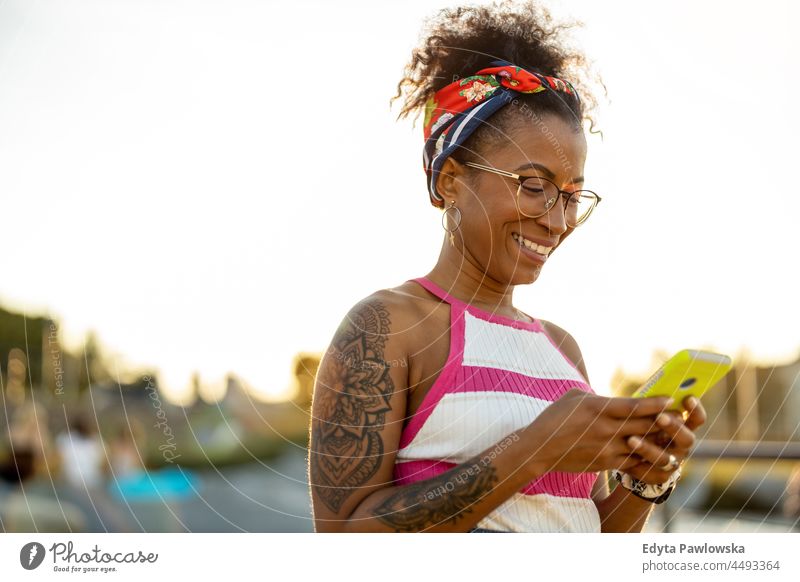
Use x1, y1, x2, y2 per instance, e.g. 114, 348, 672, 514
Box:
422, 58, 580, 208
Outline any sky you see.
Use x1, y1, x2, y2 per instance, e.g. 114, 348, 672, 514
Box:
1, 0, 798, 404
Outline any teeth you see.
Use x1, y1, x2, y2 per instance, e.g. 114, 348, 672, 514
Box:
512, 233, 551, 255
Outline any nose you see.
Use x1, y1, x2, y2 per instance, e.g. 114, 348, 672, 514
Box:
534, 197, 568, 236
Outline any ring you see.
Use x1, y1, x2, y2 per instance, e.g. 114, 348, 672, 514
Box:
658, 454, 679, 471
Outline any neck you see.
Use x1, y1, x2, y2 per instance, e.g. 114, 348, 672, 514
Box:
424, 234, 529, 319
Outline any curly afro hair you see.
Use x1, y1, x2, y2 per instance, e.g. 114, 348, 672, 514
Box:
390, 0, 605, 206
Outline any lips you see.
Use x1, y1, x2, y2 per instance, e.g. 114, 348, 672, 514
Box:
511, 232, 557, 265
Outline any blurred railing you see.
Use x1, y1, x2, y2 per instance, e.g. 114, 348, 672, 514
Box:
689, 440, 800, 460
660, 440, 800, 532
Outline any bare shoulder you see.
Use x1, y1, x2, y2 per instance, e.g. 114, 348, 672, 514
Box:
328, 281, 446, 367
367, 283, 431, 319
538, 318, 590, 385
344, 283, 433, 338
364, 280, 447, 328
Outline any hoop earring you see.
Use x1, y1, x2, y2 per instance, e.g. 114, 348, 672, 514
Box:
441, 200, 462, 247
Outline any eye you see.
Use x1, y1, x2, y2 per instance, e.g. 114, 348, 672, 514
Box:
520, 176, 550, 193
521, 184, 545, 194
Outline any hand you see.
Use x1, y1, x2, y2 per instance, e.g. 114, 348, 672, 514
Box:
522, 389, 675, 475
621, 395, 707, 485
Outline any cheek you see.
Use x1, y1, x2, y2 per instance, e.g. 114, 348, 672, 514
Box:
470, 210, 521, 247
459, 185, 522, 248
485, 193, 524, 231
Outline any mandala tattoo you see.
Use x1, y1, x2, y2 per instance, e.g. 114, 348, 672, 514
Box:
310, 299, 395, 513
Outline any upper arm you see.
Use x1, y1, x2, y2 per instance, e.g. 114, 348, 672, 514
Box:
308, 292, 410, 532
540, 319, 610, 501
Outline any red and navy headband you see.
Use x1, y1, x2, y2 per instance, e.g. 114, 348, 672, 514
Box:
422, 59, 580, 208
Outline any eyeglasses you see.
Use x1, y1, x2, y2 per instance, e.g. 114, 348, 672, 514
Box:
457, 160, 602, 227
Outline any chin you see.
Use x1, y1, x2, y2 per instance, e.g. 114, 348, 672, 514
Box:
507, 265, 541, 285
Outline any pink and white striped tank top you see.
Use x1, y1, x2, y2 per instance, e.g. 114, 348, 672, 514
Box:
393, 276, 602, 532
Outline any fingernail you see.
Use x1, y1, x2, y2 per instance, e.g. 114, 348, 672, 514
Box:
665, 398, 675, 408
628, 436, 642, 447
687, 396, 698, 407
656, 413, 671, 427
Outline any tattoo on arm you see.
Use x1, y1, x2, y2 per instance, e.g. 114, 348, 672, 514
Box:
310, 299, 395, 513
372, 454, 499, 532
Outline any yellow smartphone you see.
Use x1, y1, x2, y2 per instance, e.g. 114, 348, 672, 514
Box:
631, 349, 733, 410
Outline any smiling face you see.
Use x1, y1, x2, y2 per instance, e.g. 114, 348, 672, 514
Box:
436, 111, 588, 285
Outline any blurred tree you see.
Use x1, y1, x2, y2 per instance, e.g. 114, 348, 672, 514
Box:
291, 352, 321, 408
0, 307, 47, 394
77, 330, 112, 396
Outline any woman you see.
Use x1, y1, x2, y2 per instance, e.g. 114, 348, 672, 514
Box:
308, 0, 706, 533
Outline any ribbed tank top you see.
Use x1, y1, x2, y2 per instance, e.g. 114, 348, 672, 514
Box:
393, 276, 602, 532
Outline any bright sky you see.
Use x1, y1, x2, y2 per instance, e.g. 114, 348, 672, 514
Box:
1, 0, 798, 405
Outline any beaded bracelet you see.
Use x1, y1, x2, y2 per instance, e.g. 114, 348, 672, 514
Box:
611, 466, 682, 505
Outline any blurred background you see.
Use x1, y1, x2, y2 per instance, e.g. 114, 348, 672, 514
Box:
1, 0, 799, 533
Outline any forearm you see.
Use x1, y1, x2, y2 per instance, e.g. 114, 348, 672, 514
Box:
342, 427, 543, 532
595, 483, 658, 533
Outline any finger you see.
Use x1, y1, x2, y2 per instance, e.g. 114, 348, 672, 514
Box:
682, 396, 707, 431
613, 455, 674, 485
628, 409, 686, 439
645, 429, 673, 448
653, 412, 696, 450
656, 415, 697, 449
602, 396, 674, 419
623, 460, 676, 485
613, 417, 668, 439
625, 434, 679, 469
615, 457, 642, 472
614, 452, 648, 472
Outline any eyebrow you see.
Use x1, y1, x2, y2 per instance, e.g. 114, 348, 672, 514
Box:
514, 162, 584, 184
